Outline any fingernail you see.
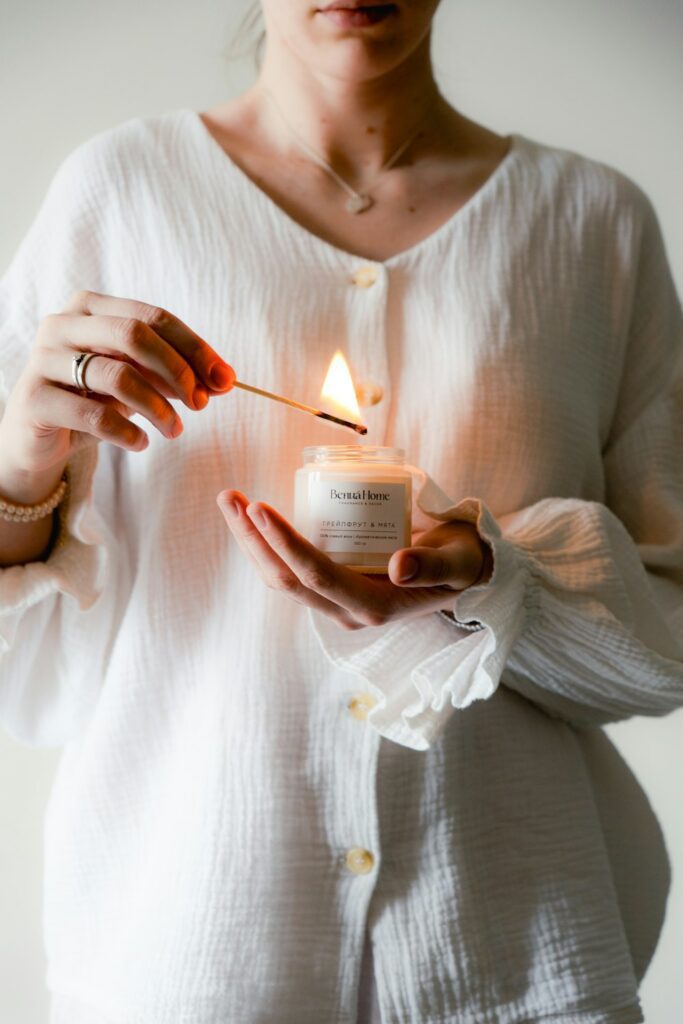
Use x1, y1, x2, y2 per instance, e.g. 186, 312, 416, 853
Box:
397, 555, 418, 582
247, 505, 269, 530
193, 386, 209, 409
209, 363, 233, 389
219, 497, 240, 519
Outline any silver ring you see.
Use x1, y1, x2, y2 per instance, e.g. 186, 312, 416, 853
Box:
72, 352, 97, 394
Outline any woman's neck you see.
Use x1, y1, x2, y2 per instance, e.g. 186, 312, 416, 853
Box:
251, 33, 444, 181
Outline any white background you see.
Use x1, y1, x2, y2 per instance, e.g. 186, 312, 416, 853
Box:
0, 1, 682, 1021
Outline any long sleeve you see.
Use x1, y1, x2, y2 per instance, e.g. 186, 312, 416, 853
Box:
310, 187, 683, 751
0, 141, 121, 747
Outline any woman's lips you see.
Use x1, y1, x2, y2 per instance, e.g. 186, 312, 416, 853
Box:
318, 3, 398, 29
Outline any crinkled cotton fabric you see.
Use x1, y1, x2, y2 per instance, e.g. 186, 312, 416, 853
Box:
1, 108, 682, 1024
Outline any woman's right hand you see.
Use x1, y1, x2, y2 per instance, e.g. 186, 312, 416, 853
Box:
0, 290, 236, 480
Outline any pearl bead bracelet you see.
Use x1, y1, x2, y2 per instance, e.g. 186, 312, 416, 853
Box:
0, 468, 69, 522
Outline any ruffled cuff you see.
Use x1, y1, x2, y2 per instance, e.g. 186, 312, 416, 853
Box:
309, 468, 533, 751
0, 435, 109, 653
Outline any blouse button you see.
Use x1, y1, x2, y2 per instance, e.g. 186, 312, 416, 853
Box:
350, 264, 379, 288
345, 847, 375, 874
354, 380, 384, 407
348, 693, 377, 721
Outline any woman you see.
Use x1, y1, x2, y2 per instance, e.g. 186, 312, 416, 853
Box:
0, 1, 681, 1022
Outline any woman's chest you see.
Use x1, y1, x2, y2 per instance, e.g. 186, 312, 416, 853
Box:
110, 209, 623, 517
195, 111, 512, 264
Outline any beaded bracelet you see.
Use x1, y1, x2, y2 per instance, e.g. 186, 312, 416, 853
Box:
0, 468, 69, 522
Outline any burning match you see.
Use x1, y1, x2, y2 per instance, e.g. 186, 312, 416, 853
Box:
232, 380, 367, 435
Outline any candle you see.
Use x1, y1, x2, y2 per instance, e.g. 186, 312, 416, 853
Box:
294, 354, 411, 572
294, 446, 412, 573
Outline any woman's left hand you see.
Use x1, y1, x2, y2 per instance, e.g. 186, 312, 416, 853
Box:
217, 490, 493, 631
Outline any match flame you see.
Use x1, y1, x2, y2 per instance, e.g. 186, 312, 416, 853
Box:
319, 351, 361, 423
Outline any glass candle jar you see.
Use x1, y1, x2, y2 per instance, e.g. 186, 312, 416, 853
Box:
294, 445, 412, 573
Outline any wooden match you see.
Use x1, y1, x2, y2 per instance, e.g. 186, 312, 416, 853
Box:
232, 380, 367, 435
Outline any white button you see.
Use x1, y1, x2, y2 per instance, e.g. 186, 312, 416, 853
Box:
345, 847, 375, 874
348, 693, 377, 721
351, 265, 379, 288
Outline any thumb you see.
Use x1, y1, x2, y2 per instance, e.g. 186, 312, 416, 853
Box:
389, 540, 487, 590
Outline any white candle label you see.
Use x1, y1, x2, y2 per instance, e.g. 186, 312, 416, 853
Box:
308, 478, 409, 554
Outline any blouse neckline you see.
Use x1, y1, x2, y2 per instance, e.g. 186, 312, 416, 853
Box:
180, 107, 526, 269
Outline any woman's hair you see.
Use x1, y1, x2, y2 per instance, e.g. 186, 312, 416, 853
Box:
225, 1, 266, 70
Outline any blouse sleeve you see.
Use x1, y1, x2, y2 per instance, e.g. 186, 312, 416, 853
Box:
0, 141, 122, 748
309, 188, 683, 752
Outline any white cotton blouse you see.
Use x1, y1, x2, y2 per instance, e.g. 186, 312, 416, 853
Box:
1, 108, 682, 1024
